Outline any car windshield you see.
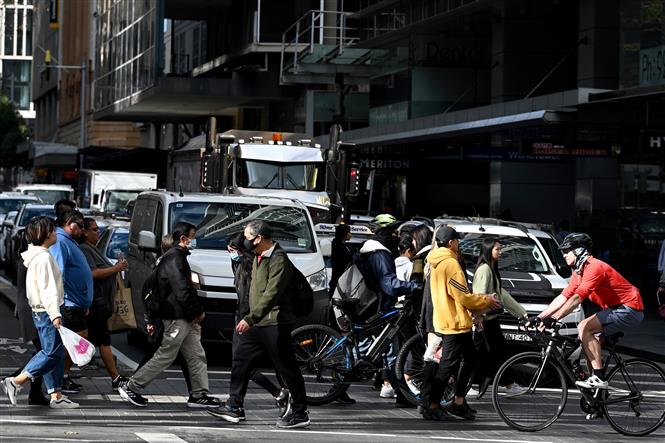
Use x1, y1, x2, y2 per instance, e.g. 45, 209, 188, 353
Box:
105, 191, 140, 213
458, 234, 550, 273
106, 230, 129, 260
238, 160, 325, 191
537, 235, 571, 277
23, 190, 71, 205
0, 199, 37, 214
18, 208, 56, 226
169, 202, 316, 253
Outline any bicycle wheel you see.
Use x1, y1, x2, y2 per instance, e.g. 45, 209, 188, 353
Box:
492, 351, 568, 432
395, 333, 456, 406
603, 358, 665, 436
291, 324, 353, 406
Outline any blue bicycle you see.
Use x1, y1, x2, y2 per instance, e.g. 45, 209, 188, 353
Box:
291, 298, 416, 405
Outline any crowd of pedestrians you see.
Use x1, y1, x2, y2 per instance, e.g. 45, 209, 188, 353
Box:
2, 207, 647, 430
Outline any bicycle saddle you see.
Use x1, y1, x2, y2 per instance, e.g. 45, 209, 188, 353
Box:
603, 332, 624, 345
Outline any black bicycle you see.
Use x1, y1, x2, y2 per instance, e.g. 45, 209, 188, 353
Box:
291, 298, 415, 405
491, 319, 665, 436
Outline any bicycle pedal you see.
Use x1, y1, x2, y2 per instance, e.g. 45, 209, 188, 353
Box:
585, 412, 603, 420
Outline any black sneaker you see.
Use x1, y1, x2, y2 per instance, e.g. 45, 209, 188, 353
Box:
207, 404, 242, 423
446, 401, 475, 420
275, 388, 291, 418
62, 377, 82, 394
112, 375, 129, 390
187, 394, 221, 408
421, 407, 456, 421
334, 391, 356, 405
118, 382, 148, 407
276, 411, 310, 428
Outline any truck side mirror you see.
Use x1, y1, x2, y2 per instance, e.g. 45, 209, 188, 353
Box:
93, 194, 99, 205
138, 230, 158, 251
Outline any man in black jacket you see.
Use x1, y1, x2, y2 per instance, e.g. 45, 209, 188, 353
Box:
119, 222, 220, 409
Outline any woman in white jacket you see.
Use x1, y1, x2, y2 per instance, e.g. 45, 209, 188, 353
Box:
1, 216, 79, 409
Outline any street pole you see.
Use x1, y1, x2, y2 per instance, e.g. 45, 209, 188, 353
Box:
79, 61, 86, 154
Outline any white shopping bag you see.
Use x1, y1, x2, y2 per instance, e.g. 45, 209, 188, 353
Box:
58, 325, 94, 367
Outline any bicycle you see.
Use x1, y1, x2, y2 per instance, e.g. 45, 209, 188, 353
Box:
491, 318, 665, 436
291, 298, 416, 405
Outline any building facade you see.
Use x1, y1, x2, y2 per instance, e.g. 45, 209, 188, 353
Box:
1, 0, 34, 122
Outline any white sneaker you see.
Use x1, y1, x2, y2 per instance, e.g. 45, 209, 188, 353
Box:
379, 385, 396, 398
575, 375, 608, 390
467, 386, 480, 397
501, 384, 528, 397
2, 377, 21, 406
406, 379, 420, 396
50, 395, 80, 409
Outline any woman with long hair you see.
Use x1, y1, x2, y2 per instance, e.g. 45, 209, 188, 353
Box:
471, 237, 528, 398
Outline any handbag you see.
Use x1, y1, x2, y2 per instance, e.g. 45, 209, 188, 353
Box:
107, 274, 137, 331
58, 325, 94, 366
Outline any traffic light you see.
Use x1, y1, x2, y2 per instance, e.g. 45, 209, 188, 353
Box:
45, 49, 51, 81
346, 163, 360, 197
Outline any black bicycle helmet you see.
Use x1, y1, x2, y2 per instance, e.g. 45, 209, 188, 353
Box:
559, 232, 593, 251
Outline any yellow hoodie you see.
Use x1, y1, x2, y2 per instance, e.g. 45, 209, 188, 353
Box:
427, 246, 492, 334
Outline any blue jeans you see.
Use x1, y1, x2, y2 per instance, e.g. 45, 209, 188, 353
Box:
22, 311, 65, 394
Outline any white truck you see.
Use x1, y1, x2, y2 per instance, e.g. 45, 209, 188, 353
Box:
77, 169, 158, 214
13, 184, 74, 205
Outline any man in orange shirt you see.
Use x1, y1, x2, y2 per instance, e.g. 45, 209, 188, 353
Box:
537, 233, 644, 389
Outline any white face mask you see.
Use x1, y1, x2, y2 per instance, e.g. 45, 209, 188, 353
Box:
230, 250, 241, 262
187, 238, 197, 250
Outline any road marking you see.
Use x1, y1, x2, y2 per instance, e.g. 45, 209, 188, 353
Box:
0, 419, 72, 425
0, 437, 104, 442
111, 345, 138, 371
430, 437, 552, 443
136, 433, 188, 443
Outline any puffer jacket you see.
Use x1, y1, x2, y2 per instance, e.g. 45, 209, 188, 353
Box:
156, 246, 203, 322
427, 246, 492, 334
360, 239, 418, 309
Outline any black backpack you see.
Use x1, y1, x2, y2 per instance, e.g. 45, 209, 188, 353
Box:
332, 254, 381, 321
142, 262, 163, 318
273, 250, 314, 317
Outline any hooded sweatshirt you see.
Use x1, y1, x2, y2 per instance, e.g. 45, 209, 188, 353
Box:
360, 239, 417, 306
427, 246, 492, 334
21, 244, 64, 322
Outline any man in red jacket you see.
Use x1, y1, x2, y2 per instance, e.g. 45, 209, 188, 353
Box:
536, 233, 643, 389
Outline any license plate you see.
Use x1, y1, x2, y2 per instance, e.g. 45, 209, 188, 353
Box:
503, 332, 532, 342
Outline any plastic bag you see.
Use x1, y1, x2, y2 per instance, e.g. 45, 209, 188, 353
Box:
58, 325, 94, 367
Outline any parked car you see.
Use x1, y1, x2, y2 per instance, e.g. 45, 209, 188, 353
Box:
433, 217, 579, 342
96, 222, 130, 264
5, 204, 56, 283
127, 191, 328, 343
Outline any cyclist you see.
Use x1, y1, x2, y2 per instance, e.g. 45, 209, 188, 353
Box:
534, 232, 644, 389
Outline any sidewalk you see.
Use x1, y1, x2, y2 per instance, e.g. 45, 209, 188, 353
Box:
1, 275, 663, 362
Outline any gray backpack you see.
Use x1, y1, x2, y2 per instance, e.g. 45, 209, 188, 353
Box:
332, 257, 380, 322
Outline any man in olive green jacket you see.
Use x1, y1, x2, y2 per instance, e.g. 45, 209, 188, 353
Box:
207, 220, 310, 429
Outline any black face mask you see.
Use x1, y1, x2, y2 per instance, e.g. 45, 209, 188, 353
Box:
243, 236, 259, 252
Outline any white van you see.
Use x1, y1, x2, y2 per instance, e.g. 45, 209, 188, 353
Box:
127, 191, 328, 343
13, 184, 74, 205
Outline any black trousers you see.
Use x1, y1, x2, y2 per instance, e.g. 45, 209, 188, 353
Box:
423, 332, 477, 405
473, 318, 514, 386
231, 326, 282, 397
229, 324, 307, 415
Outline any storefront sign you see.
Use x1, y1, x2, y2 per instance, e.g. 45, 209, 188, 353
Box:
359, 158, 410, 169
641, 131, 665, 149
463, 147, 561, 162
640, 45, 665, 86
529, 142, 610, 157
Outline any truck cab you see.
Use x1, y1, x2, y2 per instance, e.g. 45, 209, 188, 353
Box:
127, 191, 328, 343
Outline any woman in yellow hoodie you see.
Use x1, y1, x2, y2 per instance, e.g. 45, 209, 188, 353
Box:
420, 226, 501, 421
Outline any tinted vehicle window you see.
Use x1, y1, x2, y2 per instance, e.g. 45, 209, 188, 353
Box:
105, 191, 141, 213
169, 202, 315, 253
459, 234, 549, 273
538, 236, 571, 278
23, 190, 71, 205
130, 199, 156, 243
106, 230, 129, 260
18, 208, 56, 226
0, 199, 37, 214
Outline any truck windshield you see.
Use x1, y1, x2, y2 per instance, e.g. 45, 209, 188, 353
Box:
239, 160, 324, 191
169, 202, 316, 253
106, 191, 141, 213
458, 234, 550, 274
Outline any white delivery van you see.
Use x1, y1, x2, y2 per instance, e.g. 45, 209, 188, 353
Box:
13, 184, 74, 205
127, 191, 328, 343
77, 169, 157, 213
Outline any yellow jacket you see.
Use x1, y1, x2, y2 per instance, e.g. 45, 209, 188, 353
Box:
427, 247, 492, 334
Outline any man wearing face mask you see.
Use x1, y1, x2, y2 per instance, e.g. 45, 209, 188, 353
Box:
119, 222, 220, 409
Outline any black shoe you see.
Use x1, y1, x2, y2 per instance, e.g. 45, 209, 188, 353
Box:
275, 388, 291, 418
464, 399, 477, 415
118, 382, 148, 407
446, 402, 475, 420
207, 404, 242, 423
112, 375, 129, 390
421, 407, 456, 421
188, 394, 222, 408
62, 377, 81, 394
277, 411, 310, 428
334, 391, 356, 405
477, 377, 491, 400
395, 400, 416, 408
28, 395, 51, 406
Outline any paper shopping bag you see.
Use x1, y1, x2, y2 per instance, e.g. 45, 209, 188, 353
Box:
58, 325, 94, 367
107, 274, 137, 332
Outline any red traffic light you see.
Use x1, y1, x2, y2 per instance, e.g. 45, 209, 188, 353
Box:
350, 169, 358, 177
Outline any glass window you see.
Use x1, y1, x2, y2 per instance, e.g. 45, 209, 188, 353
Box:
3, 60, 31, 109
458, 234, 549, 274
18, 207, 56, 227
239, 161, 282, 189
22, 189, 71, 205
25, 9, 32, 55
169, 202, 316, 253
538, 236, 571, 278
105, 190, 141, 213
284, 163, 324, 191
4, 8, 15, 55
17, 8, 24, 55
0, 198, 37, 214
105, 230, 129, 260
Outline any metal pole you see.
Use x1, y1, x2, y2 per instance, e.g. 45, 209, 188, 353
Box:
80, 62, 86, 152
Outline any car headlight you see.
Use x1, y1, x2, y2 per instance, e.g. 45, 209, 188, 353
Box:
191, 271, 201, 289
307, 269, 327, 291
